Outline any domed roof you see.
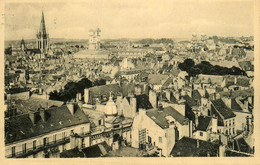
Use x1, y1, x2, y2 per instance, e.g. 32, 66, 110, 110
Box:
105, 93, 117, 116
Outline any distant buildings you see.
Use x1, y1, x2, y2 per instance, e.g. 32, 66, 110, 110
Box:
4, 12, 255, 158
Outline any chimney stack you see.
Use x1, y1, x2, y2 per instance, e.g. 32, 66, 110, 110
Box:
189, 120, 193, 137
84, 88, 90, 104
195, 112, 199, 127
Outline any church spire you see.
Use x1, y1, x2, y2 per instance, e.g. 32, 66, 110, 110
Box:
39, 10, 47, 35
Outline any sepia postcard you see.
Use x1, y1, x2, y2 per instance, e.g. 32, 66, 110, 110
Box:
1, 0, 259, 164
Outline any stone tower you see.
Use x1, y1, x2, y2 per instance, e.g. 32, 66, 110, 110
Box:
36, 11, 49, 54
89, 28, 101, 50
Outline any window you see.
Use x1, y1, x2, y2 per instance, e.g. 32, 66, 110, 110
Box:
33, 140, 36, 150
229, 120, 231, 126
148, 136, 152, 144
11, 146, 15, 157
43, 137, 49, 146
22, 143, 26, 153
62, 132, 66, 140
81, 127, 84, 135
159, 137, 162, 143
53, 135, 57, 143
200, 132, 203, 136
225, 121, 228, 127
98, 119, 102, 125
165, 133, 167, 137
233, 128, 235, 135
233, 119, 235, 125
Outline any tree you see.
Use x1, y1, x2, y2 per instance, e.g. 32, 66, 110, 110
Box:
178, 59, 246, 77
93, 79, 106, 86
49, 78, 93, 102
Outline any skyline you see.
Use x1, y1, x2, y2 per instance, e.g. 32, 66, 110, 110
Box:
5, 0, 254, 40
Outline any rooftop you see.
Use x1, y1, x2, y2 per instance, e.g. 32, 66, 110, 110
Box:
211, 99, 236, 119
146, 106, 188, 129
5, 104, 89, 144
170, 137, 220, 157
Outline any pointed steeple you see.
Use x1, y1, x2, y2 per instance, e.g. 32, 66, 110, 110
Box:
39, 10, 47, 35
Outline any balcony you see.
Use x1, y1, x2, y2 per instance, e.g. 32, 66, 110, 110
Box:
6, 137, 70, 158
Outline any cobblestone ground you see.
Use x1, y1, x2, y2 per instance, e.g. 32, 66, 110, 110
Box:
106, 146, 149, 157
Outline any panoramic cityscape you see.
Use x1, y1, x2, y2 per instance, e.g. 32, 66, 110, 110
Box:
4, 1, 254, 158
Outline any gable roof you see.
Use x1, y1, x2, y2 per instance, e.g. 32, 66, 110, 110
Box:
136, 94, 153, 110
182, 95, 198, 107
196, 116, 212, 131
126, 94, 153, 110
5, 105, 89, 144
146, 106, 188, 129
211, 99, 236, 119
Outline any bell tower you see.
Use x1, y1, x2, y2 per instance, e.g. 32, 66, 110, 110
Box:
36, 11, 49, 54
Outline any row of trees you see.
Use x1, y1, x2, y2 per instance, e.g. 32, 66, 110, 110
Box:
136, 38, 174, 45
178, 59, 247, 77
49, 78, 106, 102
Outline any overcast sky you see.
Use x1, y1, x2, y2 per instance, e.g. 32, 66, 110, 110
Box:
4, 0, 254, 40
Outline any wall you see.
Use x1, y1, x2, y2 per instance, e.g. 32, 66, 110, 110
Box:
193, 131, 209, 141
233, 111, 252, 132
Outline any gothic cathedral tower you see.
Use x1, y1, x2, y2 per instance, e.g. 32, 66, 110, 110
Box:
36, 11, 49, 54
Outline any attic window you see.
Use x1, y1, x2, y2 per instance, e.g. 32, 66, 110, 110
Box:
59, 121, 63, 125
50, 124, 54, 127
